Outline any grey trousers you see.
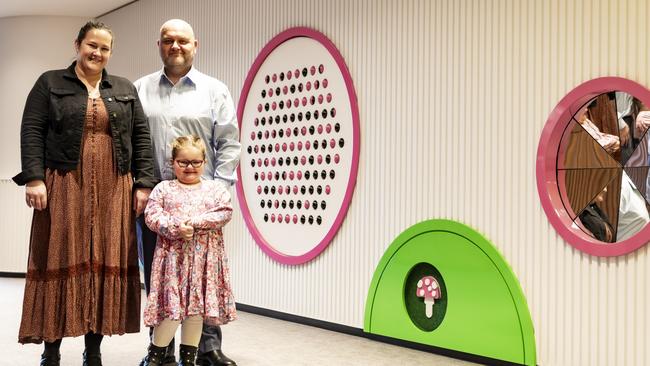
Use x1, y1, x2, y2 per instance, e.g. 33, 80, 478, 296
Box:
137, 216, 222, 353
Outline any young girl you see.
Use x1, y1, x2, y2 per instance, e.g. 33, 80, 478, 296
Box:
142, 135, 236, 366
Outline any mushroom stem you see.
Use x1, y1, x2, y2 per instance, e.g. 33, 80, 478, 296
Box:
424, 297, 434, 318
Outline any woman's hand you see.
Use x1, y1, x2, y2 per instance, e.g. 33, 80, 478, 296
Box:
25, 180, 47, 210
133, 188, 152, 216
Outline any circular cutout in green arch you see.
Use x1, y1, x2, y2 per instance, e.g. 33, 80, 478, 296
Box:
405, 263, 447, 332
364, 219, 536, 366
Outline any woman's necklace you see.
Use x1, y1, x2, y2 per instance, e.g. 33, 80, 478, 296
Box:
75, 65, 101, 99
88, 86, 100, 98
84, 79, 101, 99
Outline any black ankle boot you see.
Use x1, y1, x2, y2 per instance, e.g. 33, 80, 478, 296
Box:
139, 345, 176, 366
40, 340, 61, 366
39, 353, 60, 366
142, 344, 168, 366
178, 344, 198, 366
82, 350, 102, 366
83, 332, 103, 365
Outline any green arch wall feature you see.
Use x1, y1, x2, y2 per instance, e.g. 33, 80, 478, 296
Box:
364, 219, 536, 366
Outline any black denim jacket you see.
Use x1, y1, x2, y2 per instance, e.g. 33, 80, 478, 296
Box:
13, 62, 157, 189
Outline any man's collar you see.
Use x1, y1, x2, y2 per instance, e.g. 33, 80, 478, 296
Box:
160, 66, 198, 87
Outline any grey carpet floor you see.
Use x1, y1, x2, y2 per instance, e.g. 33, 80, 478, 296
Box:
1, 278, 477, 365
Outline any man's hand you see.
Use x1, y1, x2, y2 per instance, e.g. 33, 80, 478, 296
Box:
636, 111, 650, 136
26, 180, 47, 210
133, 188, 152, 216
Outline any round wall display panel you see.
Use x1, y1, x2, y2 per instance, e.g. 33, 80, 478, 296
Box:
236, 27, 360, 265
537, 77, 650, 256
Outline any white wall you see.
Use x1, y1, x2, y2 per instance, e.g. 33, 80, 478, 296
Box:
0, 16, 85, 272
0, 16, 86, 179
99, 1, 650, 365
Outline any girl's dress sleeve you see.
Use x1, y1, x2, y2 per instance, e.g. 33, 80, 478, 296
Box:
191, 188, 233, 230
144, 183, 183, 239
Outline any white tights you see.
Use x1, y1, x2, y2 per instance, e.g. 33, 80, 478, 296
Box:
152, 315, 203, 347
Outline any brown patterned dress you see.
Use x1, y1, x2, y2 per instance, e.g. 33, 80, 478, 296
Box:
18, 97, 141, 344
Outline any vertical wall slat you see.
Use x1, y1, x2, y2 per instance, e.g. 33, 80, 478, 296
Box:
0, 180, 33, 272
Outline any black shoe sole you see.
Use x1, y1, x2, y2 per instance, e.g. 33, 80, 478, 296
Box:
139, 357, 176, 366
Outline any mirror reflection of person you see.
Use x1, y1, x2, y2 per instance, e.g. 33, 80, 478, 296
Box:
586, 93, 624, 161
579, 188, 614, 242
617, 172, 650, 241
577, 104, 620, 154
573, 103, 649, 241
615, 92, 636, 161
635, 111, 650, 201
634, 109, 650, 139
629, 109, 650, 202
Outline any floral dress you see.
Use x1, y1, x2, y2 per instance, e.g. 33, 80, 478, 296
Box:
143, 179, 236, 326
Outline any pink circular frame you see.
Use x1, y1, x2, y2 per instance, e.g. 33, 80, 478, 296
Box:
236, 27, 360, 265
537, 77, 650, 256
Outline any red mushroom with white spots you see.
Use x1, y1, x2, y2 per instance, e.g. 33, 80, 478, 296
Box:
416, 276, 441, 318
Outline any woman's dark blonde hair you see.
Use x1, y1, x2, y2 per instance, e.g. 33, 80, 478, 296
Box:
171, 135, 207, 160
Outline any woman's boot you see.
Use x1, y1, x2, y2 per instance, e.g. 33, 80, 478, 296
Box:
40, 340, 61, 366
178, 344, 198, 366
82, 351, 102, 366
143, 344, 169, 366
83, 332, 103, 366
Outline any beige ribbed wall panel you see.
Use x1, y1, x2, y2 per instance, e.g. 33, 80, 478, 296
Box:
99, 1, 650, 365
0, 180, 34, 272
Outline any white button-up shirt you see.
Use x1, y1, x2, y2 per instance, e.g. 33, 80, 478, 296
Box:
618, 172, 650, 241
134, 67, 241, 185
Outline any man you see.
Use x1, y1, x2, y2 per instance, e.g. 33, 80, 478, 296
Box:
135, 19, 240, 366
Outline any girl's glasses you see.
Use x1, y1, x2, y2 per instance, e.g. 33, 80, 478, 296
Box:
175, 160, 204, 168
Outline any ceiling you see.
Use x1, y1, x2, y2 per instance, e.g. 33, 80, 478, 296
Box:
0, 0, 135, 18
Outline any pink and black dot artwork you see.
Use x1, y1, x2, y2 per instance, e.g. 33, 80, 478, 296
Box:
237, 27, 360, 265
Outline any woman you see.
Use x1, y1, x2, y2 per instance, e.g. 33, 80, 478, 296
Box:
12, 21, 156, 365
